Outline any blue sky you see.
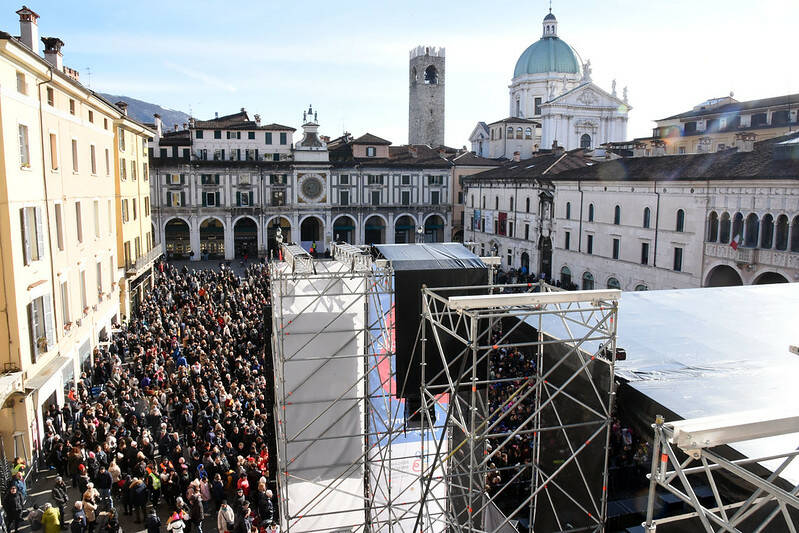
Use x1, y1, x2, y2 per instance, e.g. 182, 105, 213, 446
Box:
3, 0, 797, 147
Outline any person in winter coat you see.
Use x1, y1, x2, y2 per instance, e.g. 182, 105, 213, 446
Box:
29, 504, 44, 531
166, 512, 186, 533
81, 498, 97, 533
51, 477, 69, 530
71, 502, 87, 533
102, 509, 119, 533
189, 494, 204, 533
130, 477, 148, 523
3, 485, 24, 533
216, 502, 234, 533
146, 508, 161, 533
41, 503, 61, 533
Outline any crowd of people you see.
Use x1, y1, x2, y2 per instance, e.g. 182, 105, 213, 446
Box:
3, 260, 280, 533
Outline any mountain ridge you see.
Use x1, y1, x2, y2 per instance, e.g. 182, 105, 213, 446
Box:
98, 92, 191, 131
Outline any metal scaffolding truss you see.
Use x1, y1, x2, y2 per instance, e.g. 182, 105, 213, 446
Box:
270, 251, 448, 533
416, 283, 620, 532
644, 410, 799, 532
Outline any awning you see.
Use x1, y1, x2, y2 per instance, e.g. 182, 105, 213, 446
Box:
25, 356, 73, 392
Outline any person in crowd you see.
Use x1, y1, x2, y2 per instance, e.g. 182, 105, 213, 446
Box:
3, 485, 24, 533
217, 501, 235, 533
29, 503, 43, 531
51, 477, 69, 530
70, 502, 86, 533
41, 503, 61, 533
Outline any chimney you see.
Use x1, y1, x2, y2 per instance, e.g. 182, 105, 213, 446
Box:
215, 112, 219, 119
16, 6, 40, 52
734, 132, 757, 153
173, 124, 178, 132
512, 151, 521, 162
116, 101, 128, 116
182, 123, 188, 130
551, 140, 565, 155
253, 114, 261, 126
153, 113, 162, 138
188, 117, 195, 129
408, 145, 418, 158
240, 107, 245, 113
651, 139, 666, 157
41, 37, 63, 70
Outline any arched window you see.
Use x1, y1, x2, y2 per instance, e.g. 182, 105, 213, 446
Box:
707, 211, 719, 242
580, 134, 591, 149
719, 212, 731, 243
582, 271, 594, 290
634, 284, 648, 291
760, 214, 774, 249
792, 216, 799, 252
643, 207, 651, 228
675, 209, 685, 232
525, 127, 532, 139
607, 277, 621, 289
744, 213, 759, 247
775, 215, 789, 250
588, 203, 594, 222
516, 127, 523, 139
525, 197, 530, 213
515, 99, 521, 117
732, 213, 744, 243
424, 65, 438, 84
614, 205, 621, 225
509, 197, 514, 211
566, 202, 571, 219
507, 126, 514, 139
560, 266, 571, 286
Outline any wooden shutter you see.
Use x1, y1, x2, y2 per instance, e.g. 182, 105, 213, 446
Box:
35, 207, 44, 261
43, 294, 54, 350
27, 302, 37, 362
215, 174, 220, 185
221, 149, 225, 160
249, 191, 254, 205
180, 173, 185, 185
20, 208, 30, 265
255, 149, 259, 160
202, 193, 207, 207
236, 192, 241, 206
215, 191, 220, 206
180, 192, 186, 206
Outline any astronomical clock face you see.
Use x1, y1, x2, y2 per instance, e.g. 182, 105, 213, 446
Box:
297, 173, 327, 203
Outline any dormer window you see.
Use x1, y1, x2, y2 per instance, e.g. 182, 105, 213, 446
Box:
366, 146, 376, 157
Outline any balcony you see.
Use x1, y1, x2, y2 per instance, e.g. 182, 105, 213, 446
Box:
704, 242, 799, 270
126, 243, 163, 278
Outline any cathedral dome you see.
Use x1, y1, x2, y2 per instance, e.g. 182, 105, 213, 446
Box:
513, 12, 581, 78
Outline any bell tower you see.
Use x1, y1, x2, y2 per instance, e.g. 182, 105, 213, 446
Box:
408, 46, 445, 147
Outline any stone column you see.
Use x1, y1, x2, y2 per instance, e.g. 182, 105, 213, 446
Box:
224, 214, 235, 260
190, 216, 201, 261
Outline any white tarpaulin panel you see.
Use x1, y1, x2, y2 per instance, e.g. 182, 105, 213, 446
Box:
273, 263, 368, 532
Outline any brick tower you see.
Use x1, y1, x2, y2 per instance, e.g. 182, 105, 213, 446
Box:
408, 46, 445, 147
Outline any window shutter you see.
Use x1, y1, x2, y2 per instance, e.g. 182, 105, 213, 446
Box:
255, 149, 259, 160
215, 174, 220, 185
20, 209, 30, 265
202, 193, 207, 207
35, 207, 44, 260
180, 192, 186, 206
166, 193, 172, 207
215, 191, 220, 206
221, 150, 225, 160
236, 192, 241, 206
27, 302, 37, 362
43, 294, 54, 350
180, 173, 185, 185
249, 191, 254, 205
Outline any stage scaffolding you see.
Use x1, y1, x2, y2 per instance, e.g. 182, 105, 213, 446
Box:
270, 243, 448, 533
416, 284, 620, 532
271, 243, 620, 532
644, 410, 799, 532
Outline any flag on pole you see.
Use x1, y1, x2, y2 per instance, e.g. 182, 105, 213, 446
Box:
730, 233, 742, 250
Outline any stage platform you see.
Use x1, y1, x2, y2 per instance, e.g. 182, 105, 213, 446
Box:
530, 283, 799, 486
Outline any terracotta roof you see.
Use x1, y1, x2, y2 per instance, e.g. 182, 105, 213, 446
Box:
548, 133, 799, 182
462, 151, 587, 184
449, 151, 502, 167
352, 133, 391, 145
328, 143, 452, 169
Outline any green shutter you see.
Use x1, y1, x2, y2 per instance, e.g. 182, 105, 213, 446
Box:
180, 173, 185, 185
215, 174, 220, 185
180, 192, 185, 206
215, 191, 220, 206
202, 193, 207, 207
249, 191, 254, 205
236, 192, 241, 206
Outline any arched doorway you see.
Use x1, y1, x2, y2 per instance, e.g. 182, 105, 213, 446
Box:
560, 266, 571, 287
300, 216, 324, 253
364, 216, 386, 245
538, 236, 552, 279
580, 134, 591, 149
333, 215, 356, 244
753, 272, 789, 285
200, 218, 225, 259
424, 215, 445, 243
452, 229, 464, 243
705, 265, 743, 287
267, 217, 291, 258
520, 252, 530, 274
582, 271, 594, 290
164, 219, 190, 259
233, 217, 258, 259
744, 213, 759, 247
394, 215, 417, 244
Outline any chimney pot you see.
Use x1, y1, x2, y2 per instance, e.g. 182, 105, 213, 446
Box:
41, 36, 64, 71
116, 101, 128, 116
16, 5, 40, 52
182, 123, 188, 130
215, 112, 219, 119
174, 124, 178, 132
